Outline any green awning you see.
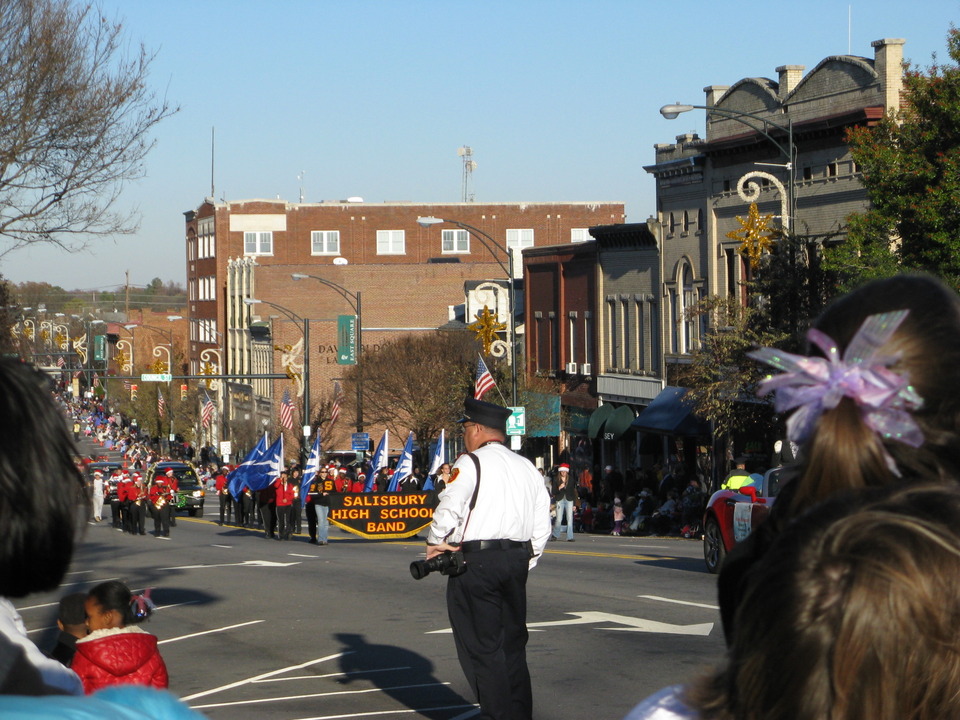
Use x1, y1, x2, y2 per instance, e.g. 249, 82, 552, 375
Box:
603, 405, 637, 441
631, 386, 710, 436
587, 403, 613, 439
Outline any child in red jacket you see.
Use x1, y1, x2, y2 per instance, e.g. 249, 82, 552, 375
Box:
72, 580, 168, 694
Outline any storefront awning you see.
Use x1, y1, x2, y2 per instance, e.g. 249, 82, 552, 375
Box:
631, 386, 710, 436
603, 405, 636, 441
587, 403, 637, 441
586, 403, 613, 439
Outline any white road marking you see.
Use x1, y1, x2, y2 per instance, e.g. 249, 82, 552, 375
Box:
190, 682, 451, 710
162, 560, 301, 570
639, 594, 719, 610
211, 544, 233, 548
254, 666, 412, 683
181, 652, 349, 701
158, 619, 263, 645
428, 611, 713, 636
287, 553, 319, 558
289, 704, 477, 720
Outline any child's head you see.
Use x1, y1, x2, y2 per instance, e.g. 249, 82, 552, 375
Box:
57, 592, 88, 639
85, 580, 152, 631
691, 483, 960, 720
760, 275, 960, 510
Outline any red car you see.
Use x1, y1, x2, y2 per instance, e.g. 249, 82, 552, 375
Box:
702, 467, 783, 573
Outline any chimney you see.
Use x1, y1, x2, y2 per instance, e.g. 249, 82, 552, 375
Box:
776, 65, 805, 100
872, 38, 906, 112
703, 85, 729, 108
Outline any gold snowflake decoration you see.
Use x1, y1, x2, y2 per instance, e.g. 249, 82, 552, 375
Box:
152, 357, 168, 374
468, 306, 506, 355
114, 350, 129, 373
726, 203, 779, 269
200, 360, 217, 389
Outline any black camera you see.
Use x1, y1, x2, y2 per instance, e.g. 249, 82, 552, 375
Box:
410, 550, 467, 580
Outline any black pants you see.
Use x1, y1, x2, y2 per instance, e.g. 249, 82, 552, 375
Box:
240, 495, 254, 527
150, 504, 171, 536
276, 505, 293, 539
110, 499, 121, 528
259, 503, 275, 537
292, 498, 302, 533
132, 501, 146, 534
305, 502, 318, 541
447, 546, 532, 720
219, 493, 233, 524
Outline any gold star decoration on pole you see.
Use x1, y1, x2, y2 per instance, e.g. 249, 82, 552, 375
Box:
726, 202, 779, 269
468, 306, 506, 356
200, 360, 217, 389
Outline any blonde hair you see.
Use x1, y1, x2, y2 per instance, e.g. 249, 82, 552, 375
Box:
789, 274, 960, 511
692, 484, 960, 720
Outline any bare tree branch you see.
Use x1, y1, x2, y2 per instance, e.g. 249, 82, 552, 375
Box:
0, 0, 177, 257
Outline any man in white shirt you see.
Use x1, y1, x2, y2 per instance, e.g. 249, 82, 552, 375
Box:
426, 397, 551, 720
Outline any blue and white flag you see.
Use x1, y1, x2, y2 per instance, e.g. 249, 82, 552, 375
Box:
365, 429, 389, 492
227, 433, 268, 499
423, 429, 445, 492
301, 433, 322, 500
388, 432, 415, 492
245, 434, 284, 492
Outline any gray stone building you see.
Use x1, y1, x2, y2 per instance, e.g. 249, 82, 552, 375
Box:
645, 38, 906, 374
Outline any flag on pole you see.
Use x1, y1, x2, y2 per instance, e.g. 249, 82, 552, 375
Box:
301, 433, 322, 501
279, 388, 294, 430
92, 372, 100, 388
242, 434, 284, 492
423, 429, 446, 491
157, 389, 165, 418
387, 432, 415, 492
57, 356, 65, 368
329, 381, 344, 427
202, 392, 215, 429
227, 433, 268, 498
474, 357, 496, 400
122, 380, 132, 391
365, 429, 389, 492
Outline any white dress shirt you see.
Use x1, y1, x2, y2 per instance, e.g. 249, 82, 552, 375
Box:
427, 443, 551, 568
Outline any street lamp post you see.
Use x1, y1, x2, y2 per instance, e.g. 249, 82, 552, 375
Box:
660, 103, 795, 232
243, 298, 311, 464
416, 216, 519, 405
290, 273, 363, 433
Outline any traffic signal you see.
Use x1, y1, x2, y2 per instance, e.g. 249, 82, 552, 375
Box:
130, 384, 138, 401
180, 383, 188, 400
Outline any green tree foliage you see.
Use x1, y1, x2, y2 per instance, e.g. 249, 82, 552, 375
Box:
677, 296, 787, 440
828, 28, 960, 289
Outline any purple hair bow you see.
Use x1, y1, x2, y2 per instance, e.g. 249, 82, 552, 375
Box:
748, 311, 923, 472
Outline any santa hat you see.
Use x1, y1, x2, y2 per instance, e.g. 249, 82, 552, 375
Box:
557, 463, 570, 473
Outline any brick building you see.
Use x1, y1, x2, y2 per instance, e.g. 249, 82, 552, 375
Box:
183, 198, 625, 459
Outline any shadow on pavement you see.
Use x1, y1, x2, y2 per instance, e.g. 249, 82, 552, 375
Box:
335, 632, 476, 719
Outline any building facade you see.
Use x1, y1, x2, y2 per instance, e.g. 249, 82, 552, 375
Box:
183, 198, 625, 458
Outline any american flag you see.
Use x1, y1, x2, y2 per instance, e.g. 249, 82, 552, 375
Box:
122, 380, 132, 391
73, 370, 81, 379
474, 357, 497, 400
279, 388, 294, 430
157, 389, 165, 418
92, 373, 100, 388
202, 393, 215, 429
57, 356, 65, 368
329, 381, 344, 428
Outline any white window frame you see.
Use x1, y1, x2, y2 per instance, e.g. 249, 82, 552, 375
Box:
244, 231, 273, 256
377, 229, 405, 255
570, 228, 591, 243
311, 230, 340, 255
506, 228, 534, 252
441, 228, 469, 253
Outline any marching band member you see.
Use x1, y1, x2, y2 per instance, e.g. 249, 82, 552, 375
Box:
148, 476, 173, 538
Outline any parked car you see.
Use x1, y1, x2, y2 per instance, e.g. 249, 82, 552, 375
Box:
146, 460, 205, 517
702, 467, 783, 574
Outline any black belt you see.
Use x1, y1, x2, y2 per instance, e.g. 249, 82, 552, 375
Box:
460, 539, 529, 553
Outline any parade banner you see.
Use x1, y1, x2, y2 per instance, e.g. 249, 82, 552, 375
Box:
328, 491, 439, 539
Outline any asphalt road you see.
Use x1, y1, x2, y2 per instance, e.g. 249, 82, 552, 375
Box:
18, 504, 727, 720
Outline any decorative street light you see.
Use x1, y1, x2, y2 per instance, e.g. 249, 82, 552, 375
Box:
290, 273, 363, 433
660, 103, 795, 232
416, 216, 519, 405
244, 298, 311, 464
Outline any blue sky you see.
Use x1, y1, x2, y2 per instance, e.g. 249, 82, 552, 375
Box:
3, 0, 958, 290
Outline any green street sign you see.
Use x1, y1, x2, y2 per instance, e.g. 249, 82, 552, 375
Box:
507, 406, 526, 436
337, 315, 357, 365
